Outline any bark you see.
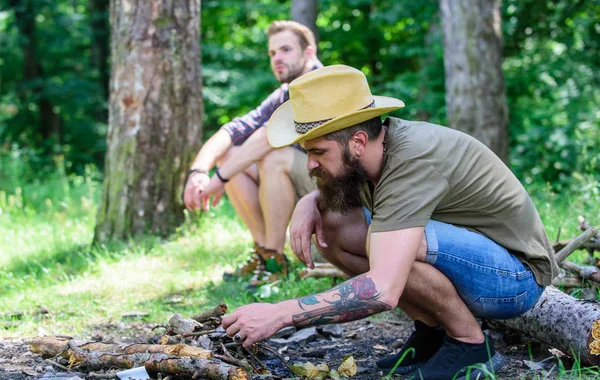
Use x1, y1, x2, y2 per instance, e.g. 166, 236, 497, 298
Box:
29, 336, 212, 359
440, 0, 509, 162
489, 286, 600, 366
95, 0, 203, 241
291, 0, 319, 45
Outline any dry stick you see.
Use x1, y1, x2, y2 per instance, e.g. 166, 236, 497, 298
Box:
87, 373, 118, 379
45, 358, 70, 371
560, 260, 600, 286
555, 227, 598, 263
192, 303, 228, 323
215, 342, 250, 368
243, 346, 266, 372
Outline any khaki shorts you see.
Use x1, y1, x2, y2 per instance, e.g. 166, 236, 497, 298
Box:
290, 148, 317, 201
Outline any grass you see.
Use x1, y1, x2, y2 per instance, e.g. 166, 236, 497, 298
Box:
0, 167, 337, 338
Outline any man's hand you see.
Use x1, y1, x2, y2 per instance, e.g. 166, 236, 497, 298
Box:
222, 303, 287, 348
183, 172, 211, 210
197, 175, 226, 211
289, 191, 327, 269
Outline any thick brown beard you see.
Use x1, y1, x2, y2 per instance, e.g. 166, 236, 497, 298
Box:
310, 146, 368, 214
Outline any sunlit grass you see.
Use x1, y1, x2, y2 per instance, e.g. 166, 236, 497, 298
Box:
0, 170, 336, 338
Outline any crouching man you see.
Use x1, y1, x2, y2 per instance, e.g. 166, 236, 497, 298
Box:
222, 65, 558, 379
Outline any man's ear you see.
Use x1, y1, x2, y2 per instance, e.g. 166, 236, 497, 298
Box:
304, 45, 315, 59
350, 131, 368, 156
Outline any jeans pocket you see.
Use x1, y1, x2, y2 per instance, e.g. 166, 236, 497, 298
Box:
468, 291, 528, 319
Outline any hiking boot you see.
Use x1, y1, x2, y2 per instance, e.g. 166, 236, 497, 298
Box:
247, 248, 289, 289
376, 320, 446, 374
223, 243, 265, 281
406, 333, 505, 380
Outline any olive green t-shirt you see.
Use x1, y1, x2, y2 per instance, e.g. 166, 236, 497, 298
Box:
361, 118, 558, 286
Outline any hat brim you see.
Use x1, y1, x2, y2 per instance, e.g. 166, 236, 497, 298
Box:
267, 95, 405, 148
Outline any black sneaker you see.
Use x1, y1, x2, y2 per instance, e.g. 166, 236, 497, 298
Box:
376, 321, 446, 374
406, 334, 505, 380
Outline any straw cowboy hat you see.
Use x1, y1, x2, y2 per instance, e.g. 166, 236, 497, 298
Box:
267, 65, 405, 148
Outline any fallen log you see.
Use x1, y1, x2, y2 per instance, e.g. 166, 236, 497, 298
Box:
488, 286, 600, 366
30, 336, 212, 359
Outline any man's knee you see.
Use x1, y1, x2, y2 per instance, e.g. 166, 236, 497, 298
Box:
258, 147, 293, 172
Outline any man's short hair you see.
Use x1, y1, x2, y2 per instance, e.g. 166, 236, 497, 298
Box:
324, 117, 383, 146
267, 20, 317, 54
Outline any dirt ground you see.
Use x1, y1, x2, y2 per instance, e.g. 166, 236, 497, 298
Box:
0, 310, 569, 379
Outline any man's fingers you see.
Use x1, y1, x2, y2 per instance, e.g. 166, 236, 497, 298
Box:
315, 217, 328, 248
302, 235, 313, 269
212, 194, 222, 208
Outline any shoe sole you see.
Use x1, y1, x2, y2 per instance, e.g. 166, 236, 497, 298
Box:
455, 352, 505, 380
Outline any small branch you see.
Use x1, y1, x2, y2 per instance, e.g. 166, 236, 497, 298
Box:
560, 260, 600, 286
192, 303, 228, 323
45, 358, 70, 371
554, 227, 598, 263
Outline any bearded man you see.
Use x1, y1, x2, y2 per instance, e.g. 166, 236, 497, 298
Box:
184, 21, 321, 287
221, 65, 559, 379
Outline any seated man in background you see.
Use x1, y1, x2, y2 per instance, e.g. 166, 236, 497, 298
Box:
184, 20, 320, 287
222, 65, 559, 379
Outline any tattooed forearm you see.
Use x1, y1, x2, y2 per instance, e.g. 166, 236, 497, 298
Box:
292, 275, 391, 327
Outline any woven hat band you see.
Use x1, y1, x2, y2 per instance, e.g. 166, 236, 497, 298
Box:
294, 100, 376, 135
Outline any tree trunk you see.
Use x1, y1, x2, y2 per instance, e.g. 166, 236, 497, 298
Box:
291, 0, 319, 45
95, 0, 203, 242
489, 286, 600, 366
440, 0, 509, 163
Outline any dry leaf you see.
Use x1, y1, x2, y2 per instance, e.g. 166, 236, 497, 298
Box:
338, 354, 358, 377
290, 361, 330, 380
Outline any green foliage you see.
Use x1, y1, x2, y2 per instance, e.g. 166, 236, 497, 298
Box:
503, 0, 600, 192
0, 0, 598, 191
0, 0, 108, 174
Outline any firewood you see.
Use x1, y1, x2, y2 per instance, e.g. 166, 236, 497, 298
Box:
554, 227, 598, 263
66, 351, 247, 379
552, 276, 586, 289
488, 286, 600, 366
299, 263, 349, 279
29, 336, 212, 359
560, 261, 600, 286
193, 302, 228, 323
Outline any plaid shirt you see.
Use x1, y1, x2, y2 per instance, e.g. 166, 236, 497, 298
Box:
221, 65, 322, 146
221, 83, 289, 146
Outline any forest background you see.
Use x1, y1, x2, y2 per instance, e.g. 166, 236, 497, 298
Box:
0, 0, 599, 339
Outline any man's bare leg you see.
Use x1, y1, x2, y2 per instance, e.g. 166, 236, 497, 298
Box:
257, 147, 298, 253
317, 208, 483, 343
219, 148, 265, 247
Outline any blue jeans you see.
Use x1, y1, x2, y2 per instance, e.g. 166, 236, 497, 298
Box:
363, 209, 544, 319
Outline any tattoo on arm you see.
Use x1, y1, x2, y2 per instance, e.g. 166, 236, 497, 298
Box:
293, 275, 391, 326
